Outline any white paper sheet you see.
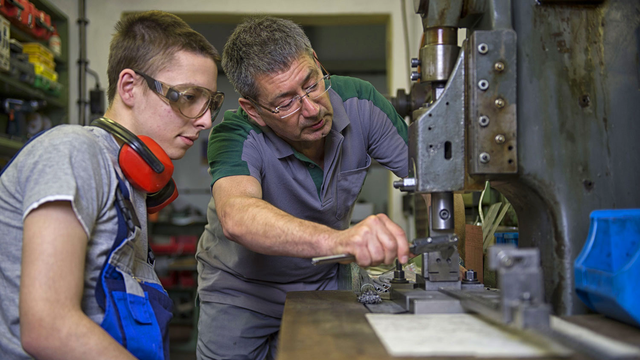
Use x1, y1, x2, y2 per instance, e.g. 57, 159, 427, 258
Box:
365, 313, 571, 358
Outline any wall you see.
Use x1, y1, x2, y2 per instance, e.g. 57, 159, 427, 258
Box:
49, 0, 426, 232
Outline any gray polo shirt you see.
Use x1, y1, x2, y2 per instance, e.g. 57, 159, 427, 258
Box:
196, 75, 408, 318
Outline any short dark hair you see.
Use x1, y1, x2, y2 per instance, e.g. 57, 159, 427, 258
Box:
222, 16, 313, 101
107, 11, 220, 105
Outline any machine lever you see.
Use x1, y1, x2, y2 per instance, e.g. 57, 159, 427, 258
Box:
311, 253, 355, 266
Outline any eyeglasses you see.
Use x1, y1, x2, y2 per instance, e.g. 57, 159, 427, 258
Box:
134, 70, 225, 121
250, 62, 331, 119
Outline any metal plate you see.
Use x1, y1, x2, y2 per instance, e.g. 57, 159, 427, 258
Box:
468, 29, 518, 174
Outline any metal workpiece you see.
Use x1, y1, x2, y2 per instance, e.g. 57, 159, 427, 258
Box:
467, 29, 518, 175
393, 288, 466, 314
430, 192, 454, 230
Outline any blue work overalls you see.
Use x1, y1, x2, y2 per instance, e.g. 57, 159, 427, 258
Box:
4, 130, 174, 359
95, 174, 174, 359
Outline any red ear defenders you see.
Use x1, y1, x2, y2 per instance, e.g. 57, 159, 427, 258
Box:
91, 117, 178, 214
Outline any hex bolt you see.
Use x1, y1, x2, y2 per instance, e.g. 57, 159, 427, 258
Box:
495, 134, 506, 144
479, 152, 491, 163
411, 58, 421, 68
439, 209, 450, 220
478, 115, 490, 127
495, 97, 505, 109
464, 270, 478, 282
478, 79, 489, 91
494, 61, 505, 72
411, 71, 421, 81
478, 43, 489, 54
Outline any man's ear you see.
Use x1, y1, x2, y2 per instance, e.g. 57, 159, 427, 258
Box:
117, 69, 139, 108
239, 98, 266, 127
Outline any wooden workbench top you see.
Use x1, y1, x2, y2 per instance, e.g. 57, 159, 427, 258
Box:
278, 290, 640, 360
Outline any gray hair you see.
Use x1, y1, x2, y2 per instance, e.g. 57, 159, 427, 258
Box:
222, 16, 314, 101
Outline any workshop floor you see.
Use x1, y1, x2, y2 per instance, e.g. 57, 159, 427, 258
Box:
169, 324, 197, 360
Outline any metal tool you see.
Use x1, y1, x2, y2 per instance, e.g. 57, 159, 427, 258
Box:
311, 253, 355, 266
409, 234, 458, 258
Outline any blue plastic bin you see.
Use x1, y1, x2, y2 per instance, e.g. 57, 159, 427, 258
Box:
495, 232, 518, 246
574, 209, 640, 328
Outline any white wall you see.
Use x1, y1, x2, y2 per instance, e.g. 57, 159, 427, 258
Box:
49, 0, 425, 231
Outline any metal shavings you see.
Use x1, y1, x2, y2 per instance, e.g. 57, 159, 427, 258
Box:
358, 290, 383, 304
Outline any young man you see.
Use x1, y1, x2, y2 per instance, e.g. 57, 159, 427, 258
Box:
0, 11, 223, 360
196, 16, 409, 360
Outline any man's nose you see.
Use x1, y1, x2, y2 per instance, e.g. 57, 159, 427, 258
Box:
299, 94, 319, 117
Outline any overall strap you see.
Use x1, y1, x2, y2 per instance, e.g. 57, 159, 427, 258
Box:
95, 173, 137, 310
96, 173, 157, 310
96, 175, 173, 360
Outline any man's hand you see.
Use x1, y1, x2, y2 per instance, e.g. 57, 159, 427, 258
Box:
333, 214, 410, 267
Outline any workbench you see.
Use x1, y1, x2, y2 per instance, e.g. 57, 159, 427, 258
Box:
278, 290, 640, 360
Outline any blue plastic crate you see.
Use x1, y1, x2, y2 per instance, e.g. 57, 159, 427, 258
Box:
495, 232, 518, 246
574, 209, 640, 328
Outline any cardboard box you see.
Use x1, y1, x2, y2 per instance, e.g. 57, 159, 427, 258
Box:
463, 224, 484, 283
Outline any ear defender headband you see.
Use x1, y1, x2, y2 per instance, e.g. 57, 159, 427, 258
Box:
91, 117, 178, 213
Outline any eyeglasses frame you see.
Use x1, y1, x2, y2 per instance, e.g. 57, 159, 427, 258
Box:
248, 60, 331, 119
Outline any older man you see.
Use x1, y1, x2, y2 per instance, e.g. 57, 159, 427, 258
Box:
196, 16, 409, 360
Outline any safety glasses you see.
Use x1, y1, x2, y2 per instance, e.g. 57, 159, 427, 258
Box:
134, 70, 225, 121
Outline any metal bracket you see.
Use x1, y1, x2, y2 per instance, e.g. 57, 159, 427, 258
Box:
407, 46, 467, 193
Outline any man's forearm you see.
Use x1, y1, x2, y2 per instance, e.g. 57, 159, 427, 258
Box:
212, 176, 410, 266
217, 196, 337, 257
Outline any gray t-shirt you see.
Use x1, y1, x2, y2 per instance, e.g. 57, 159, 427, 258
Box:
0, 125, 149, 359
197, 76, 409, 318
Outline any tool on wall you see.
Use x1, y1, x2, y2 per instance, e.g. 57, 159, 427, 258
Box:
3, 98, 46, 139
